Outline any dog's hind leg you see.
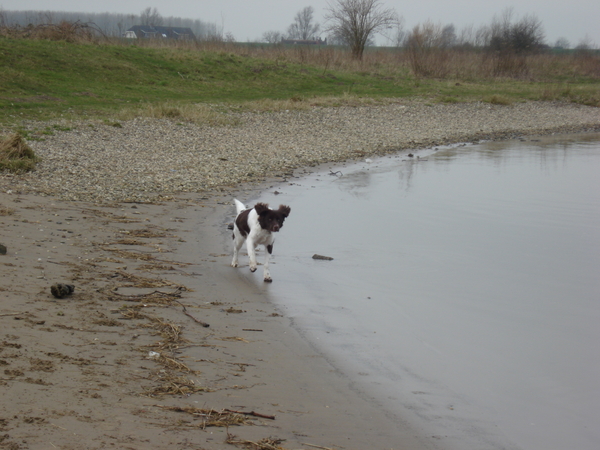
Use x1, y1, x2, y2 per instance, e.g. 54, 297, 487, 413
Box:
231, 232, 244, 268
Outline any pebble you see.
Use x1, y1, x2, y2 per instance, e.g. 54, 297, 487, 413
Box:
1, 101, 598, 203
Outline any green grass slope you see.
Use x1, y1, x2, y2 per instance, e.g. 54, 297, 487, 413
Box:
0, 37, 598, 126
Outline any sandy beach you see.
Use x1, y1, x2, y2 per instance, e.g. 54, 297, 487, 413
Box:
1, 186, 436, 450
1, 101, 599, 449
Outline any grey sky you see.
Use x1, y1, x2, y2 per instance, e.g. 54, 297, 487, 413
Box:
1, 0, 598, 47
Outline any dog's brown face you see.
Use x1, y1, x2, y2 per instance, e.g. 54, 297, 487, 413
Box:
255, 203, 291, 232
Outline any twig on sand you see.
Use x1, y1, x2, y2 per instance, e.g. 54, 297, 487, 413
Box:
174, 300, 210, 327
107, 287, 184, 299
224, 408, 275, 420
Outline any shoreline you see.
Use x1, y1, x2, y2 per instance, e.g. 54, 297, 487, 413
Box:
1, 102, 599, 449
0, 187, 431, 450
2, 101, 599, 203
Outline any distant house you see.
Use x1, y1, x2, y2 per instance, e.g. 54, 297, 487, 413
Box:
281, 38, 327, 46
125, 25, 195, 41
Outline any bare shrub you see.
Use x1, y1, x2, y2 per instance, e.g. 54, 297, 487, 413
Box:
485, 9, 545, 77
573, 50, 600, 78
405, 21, 452, 77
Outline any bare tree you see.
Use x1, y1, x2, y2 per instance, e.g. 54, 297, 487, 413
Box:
140, 7, 162, 26
379, 16, 405, 47
262, 30, 283, 44
441, 24, 456, 48
575, 35, 594, 51
324, 0, 399, 59
224, 31, 236, 43
287, 6, 320, 40
554, 37, 570, 49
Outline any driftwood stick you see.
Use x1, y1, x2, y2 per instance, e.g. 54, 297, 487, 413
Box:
174, 300, 210, 327
224, 408, 275, 420
107, 288, 183, 299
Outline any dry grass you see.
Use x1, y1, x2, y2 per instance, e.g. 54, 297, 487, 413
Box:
538, 84, 600, 106
117, 102, 239, 126
0, 134, 39, 172
237, 93, 394, 113
144, 374, 210, 397
153, 406, 251, 428
204, 42, 599, 83
143, 316, 189, 351
108, 269, 176, 288
226, 434, 289, 450
111, 238, 148, 246
487, 95, 514, 105
0, 206, 15, 216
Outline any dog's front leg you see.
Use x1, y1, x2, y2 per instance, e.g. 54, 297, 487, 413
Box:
263, 243, 273, 282
246, 238, 258, 272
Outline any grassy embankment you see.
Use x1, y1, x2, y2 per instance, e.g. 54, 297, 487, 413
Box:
0, 36, 599, 132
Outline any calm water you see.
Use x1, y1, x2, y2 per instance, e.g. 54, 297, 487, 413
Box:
259, 134, 600, 450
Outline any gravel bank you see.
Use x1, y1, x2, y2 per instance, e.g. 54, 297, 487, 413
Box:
2, 101, 599, 203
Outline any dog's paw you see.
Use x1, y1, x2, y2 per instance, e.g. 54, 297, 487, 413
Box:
231, 261, 238, 268
264, 276, 273, 283
249, 266, 257, 273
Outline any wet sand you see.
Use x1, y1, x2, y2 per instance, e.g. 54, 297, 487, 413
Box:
0, 186, 432, 449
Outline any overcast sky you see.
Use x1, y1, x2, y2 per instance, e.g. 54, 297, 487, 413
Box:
1, 1, 598, 47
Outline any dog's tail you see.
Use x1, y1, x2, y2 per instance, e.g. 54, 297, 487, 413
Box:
233, 199, 246, 215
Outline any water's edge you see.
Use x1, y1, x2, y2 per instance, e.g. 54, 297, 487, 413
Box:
243, 133, 600, 450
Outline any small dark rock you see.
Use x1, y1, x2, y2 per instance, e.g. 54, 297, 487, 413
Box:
0, 243, 6, 255
312, 254, 334, 261
51, 283, 75, 299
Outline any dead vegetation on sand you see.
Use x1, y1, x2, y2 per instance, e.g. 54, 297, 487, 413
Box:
0, 133, 39, 172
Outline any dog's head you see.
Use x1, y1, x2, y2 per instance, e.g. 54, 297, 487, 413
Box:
255, 203, 291, 233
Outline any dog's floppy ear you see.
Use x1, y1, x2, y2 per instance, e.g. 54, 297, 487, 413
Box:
278, 205, 291, 217
254, 203, 270, 215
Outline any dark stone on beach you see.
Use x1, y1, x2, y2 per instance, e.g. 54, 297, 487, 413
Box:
0, 243, 6, 255
51, 283, 75, 299
312, 254, 334, 261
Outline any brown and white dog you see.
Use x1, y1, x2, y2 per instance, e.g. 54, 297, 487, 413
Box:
231, 199, 291, 282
